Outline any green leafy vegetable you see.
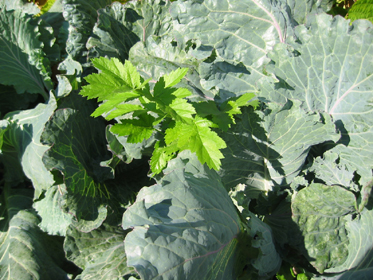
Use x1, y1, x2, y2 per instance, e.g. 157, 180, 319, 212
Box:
0, 8, 53, 99
0, 186, 69, 279
122, 151, 242, 280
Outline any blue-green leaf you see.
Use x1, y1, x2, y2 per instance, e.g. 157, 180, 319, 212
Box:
123, 151, 242, 280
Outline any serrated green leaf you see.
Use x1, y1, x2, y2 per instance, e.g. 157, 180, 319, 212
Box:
91, 92, 140, 117
110, 113, 156, 143
192, 117, 227, 170
105, 104, 145, 120
81, 72, 124, 100
171, 87, 193, 98
152, 77, 177, 107
150, 141, 178, 175
165, 116, 227, 171
347, 0, 373, 24
232, 92, 257, 108
130, 36, 213, 102
292, 183, 356, 273
194, 94, 257, 132
92, 57, 141, 89
123, 152, 241, 279
167, 98, 196, 122
164, 67, 189, 88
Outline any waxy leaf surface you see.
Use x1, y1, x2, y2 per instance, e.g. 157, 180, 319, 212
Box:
261, 14, 373, 183
123, 152, 241, 280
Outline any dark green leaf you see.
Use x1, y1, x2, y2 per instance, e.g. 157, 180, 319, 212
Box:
0, 9, 52, 98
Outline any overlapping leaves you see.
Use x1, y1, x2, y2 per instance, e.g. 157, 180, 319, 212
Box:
80, 57, 257, 174
261, 13, 373, 184
219, 100, 339, 193
0, 187, 69, 279
0, 8, 53, 99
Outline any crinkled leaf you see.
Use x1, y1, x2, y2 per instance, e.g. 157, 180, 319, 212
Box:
308, 150, 358, 191
40, 0, 65, 47
55, 57, 83, 98
87, 0, 172, 61
320, 205, 373, 278
33, 184, 74, 236
291, 183, 356, 273
0, 9, 52, 98
220, 100, 339, 193
0, 187, 68, 279
62, 0, 112, 63
261, 14, 373, 184
122, 151, 242, 280
169, 0, 292, 101
1, 93, 57, 197
64, 224, 136, 279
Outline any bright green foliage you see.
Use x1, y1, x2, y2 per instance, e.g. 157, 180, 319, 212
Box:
347, 0, 373, 24
80, 57, 256, 174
